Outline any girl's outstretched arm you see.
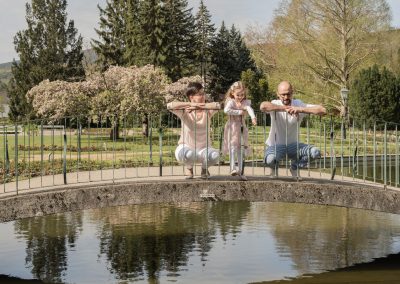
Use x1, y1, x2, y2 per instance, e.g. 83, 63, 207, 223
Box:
245, 105, 257, 125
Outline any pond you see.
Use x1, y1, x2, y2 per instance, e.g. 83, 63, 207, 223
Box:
1, 201, 400, 283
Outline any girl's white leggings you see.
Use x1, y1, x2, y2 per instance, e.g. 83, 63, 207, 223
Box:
230, 147, 244, 174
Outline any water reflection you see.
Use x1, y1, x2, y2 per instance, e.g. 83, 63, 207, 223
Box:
1, 201, 400, 283
261, 203, 400, 274
89, 202, 251, 282
13, 213, 82, 283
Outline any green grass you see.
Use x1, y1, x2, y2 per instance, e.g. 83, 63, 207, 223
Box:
0, 129, 398, 163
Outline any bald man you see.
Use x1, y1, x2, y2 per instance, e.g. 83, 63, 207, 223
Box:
260, 81, 326, 178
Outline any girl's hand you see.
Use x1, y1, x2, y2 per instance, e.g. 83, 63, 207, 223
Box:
251, 118, 257, 126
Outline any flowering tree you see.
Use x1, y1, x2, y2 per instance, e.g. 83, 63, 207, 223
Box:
26, 80, 91, 122
119, 65, 170, 115
90, 65, 170, 137
119, 65, 170, 136
164, 75, 203, 103
27, 65, 198, 138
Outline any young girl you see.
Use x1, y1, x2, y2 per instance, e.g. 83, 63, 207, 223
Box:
223, 81, 257, 180
167, 82, 221, 179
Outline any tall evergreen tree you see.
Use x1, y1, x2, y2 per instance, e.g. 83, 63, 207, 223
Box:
229, 25, 255, 78
350, 65, 400, 128
92, 0, 128, 70
194, 0, 215, 82
138, 0, 164, 67
7, 0, 84, 121
161, 0, 197, 81
124, 0, 142, 66
208, 22, 232, 98
208, 23, 255, 99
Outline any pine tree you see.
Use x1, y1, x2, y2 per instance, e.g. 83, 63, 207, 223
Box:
92, 0, 128, 70
138, 0, 164, 67
161, 0, 197, 81
7, 0, 84, 121
229, 25, 255, 77
124, 0, 142, 66
208, 23, 256, 100
194, 0, 215, 82
208, 22, 231, 99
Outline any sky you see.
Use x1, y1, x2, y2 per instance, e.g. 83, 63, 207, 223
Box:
0, 0, 400, 63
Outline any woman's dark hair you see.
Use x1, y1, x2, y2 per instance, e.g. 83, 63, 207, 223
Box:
185, 82, 203, 97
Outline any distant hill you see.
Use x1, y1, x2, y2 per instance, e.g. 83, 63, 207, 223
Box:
0, 61, 13, 69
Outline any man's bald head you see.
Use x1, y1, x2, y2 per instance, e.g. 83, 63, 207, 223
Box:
277, 81, 294, 106
277, 81, 293, 95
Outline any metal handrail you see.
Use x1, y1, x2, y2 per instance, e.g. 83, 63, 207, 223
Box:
0, 111, 399, 195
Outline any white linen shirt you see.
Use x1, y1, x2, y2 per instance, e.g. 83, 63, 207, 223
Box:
266, 99, 315, 146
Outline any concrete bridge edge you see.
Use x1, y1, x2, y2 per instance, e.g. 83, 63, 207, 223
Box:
1, 179, 400, 223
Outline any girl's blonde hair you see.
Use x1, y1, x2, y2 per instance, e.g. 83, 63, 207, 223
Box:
225, 81, 247, 102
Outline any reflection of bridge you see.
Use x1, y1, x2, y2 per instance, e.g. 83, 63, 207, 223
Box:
0, 112, 399, 221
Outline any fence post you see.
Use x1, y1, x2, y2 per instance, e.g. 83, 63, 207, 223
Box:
363, 121, 366, 182
149, 116, 153, 169
159, 116, 163, 177
63, 118, 67, 185
373, 122, 376, 183
40, 120, 43, 187
384, 122, 387, 190
330, 116, 336, 180
396, 125, 398, 188
14, 122, 18, 194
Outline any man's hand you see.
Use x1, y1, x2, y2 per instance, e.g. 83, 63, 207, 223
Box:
251, 118, 257, 126
286, 106, 303, 116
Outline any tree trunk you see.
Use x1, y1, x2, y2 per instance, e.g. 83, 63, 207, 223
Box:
142, 114, 149, 138
109, 119, 120, 140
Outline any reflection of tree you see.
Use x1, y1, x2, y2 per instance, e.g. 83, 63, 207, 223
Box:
90, 201, 251, 282
263, 203, 400, 274
14, 213, 83, 283
209, 201, 251, 241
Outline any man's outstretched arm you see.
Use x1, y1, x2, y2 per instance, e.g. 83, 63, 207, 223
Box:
260, 101, 288, 112
287, 105, 326, 116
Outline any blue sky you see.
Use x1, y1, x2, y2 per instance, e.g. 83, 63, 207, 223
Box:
0, 0, 399, 63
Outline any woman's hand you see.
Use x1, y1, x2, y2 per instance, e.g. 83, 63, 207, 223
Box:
185, 103, 205, 113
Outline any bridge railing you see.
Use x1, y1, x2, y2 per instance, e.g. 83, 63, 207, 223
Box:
0, 111, 399, 195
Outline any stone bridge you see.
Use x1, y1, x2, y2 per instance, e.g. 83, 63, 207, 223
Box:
1, 166, 400, 223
